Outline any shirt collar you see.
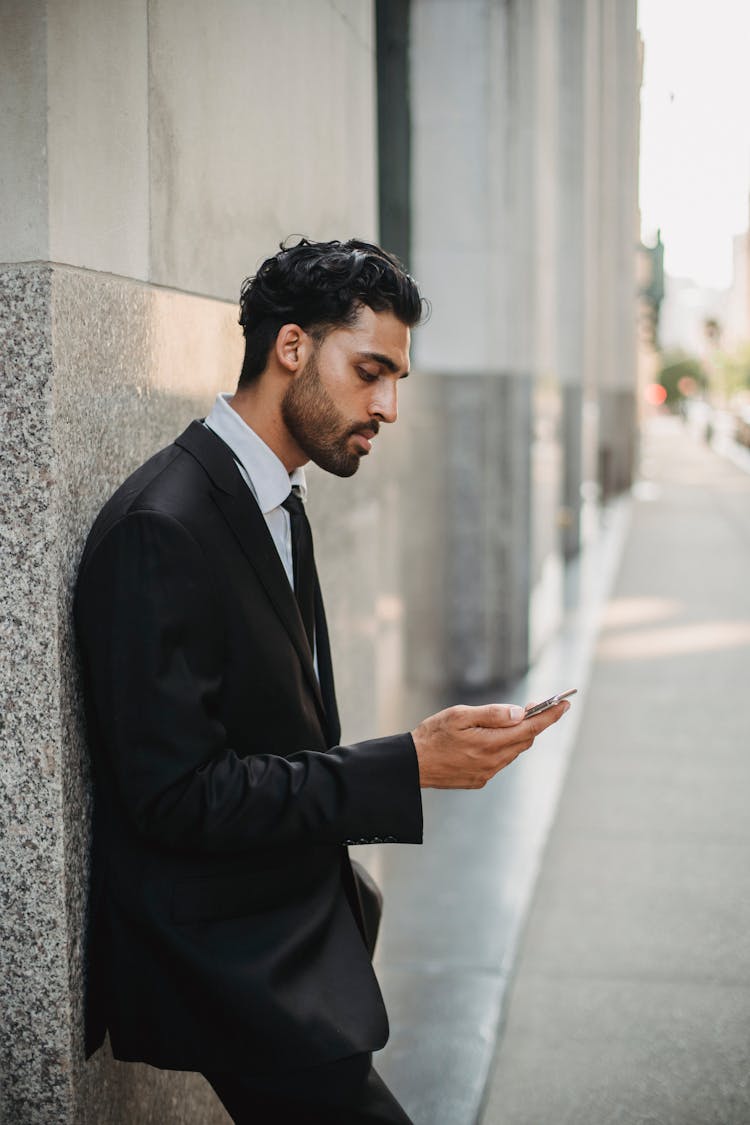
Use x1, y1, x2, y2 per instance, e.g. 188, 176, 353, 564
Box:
204, 393, 307, 511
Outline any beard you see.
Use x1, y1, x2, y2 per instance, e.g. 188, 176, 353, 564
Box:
280, 351, 377, 478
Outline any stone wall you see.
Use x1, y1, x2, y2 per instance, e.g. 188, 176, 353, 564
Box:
0, 264, 242, 1122
0, 0, 377, 294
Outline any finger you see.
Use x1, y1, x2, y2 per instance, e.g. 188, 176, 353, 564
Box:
524, 699, 570, 736
464, 702, 526, 728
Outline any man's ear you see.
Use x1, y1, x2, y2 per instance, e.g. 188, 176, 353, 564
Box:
275, 324, 311, 374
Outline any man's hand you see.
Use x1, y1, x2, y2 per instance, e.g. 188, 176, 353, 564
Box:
411, 701, 570, 789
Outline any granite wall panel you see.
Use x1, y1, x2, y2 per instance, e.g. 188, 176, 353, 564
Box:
1, 265, 72, 1122
1, 263, 239, 1124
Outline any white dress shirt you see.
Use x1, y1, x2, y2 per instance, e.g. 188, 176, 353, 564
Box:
204, 392, 306, 591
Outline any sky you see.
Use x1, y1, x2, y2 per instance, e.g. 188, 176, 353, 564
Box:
638, 0, 750, 289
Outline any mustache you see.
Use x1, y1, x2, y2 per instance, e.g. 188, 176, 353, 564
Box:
348, 420, 380, 439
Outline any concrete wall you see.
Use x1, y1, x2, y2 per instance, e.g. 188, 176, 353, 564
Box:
409, 0, 564, 681
593, 0, 640, 497
146, 0, 378, 296
0, 1, 50, 261
405, 0, 639, 677
1, 0, 377, 292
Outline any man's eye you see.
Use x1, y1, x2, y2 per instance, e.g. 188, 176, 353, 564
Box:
357, 368, 379, 383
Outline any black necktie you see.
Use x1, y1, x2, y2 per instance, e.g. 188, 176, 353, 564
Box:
282, 490, 316, 655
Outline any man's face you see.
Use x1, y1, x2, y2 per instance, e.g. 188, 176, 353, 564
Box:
280, 306, 411, 478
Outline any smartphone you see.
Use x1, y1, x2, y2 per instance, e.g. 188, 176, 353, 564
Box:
524, 688, 577, 718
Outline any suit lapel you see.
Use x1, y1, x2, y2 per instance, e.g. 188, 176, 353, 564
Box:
175, 422, 327, 725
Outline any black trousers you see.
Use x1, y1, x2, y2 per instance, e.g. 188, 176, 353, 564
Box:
203, 1052, 414, 1125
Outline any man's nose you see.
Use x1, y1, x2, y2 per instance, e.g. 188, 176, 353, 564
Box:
370, 382, 398, 424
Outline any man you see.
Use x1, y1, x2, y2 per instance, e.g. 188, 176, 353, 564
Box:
75, 238, 569, 1123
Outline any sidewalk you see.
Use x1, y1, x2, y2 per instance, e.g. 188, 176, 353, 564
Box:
481, 417, 750, 1124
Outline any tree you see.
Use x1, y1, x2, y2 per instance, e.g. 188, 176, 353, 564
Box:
657, 352, 708, 407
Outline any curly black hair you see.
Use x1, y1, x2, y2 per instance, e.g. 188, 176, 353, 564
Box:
237, 237, 425, 386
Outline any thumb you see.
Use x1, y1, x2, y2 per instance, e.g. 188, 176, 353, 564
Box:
471, 702, 526, 728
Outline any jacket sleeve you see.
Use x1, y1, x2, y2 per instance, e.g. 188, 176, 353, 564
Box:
75, 509, 423, 853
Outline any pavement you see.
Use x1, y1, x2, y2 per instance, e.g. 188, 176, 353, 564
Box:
358, 416, 750, 1125
481, 417, 750, 1125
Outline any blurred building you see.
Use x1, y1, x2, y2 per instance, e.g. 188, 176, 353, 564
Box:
636, 230, 664, 409
659, 275, 729, 355
0, 1, 640, 1120
725, 217, 750, 350
658, 198, 750, 361
637, 230, 664, 349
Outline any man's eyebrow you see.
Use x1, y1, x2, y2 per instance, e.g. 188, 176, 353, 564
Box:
357, 351, 410, 377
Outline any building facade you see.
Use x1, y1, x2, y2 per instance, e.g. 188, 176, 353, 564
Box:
0, 1, 639, 1120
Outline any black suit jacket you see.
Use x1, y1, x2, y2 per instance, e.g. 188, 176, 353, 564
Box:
74, 421, 423, 1072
